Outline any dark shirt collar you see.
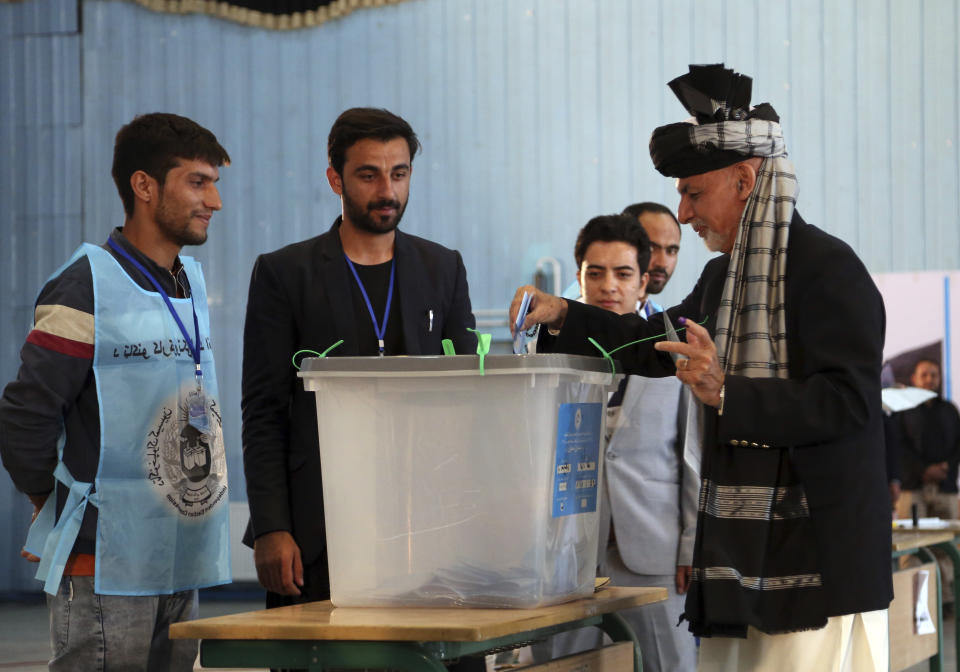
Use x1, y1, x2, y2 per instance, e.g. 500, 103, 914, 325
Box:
107, 227, 190, 297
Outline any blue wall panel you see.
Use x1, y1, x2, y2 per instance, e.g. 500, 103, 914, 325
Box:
789, 0, 825, 233
923, 0, 960, 271
821, 0, 860, 255
890, 0, 926, 268
2, 0, 960, 594
0, 0, 82, 594
3, 0, 76, 35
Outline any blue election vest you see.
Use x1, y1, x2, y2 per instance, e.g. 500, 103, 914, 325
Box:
25, 243, 230, 595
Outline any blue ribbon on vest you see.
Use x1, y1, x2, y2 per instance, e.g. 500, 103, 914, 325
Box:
107, 238, 203, 384
24, 461, 99, 595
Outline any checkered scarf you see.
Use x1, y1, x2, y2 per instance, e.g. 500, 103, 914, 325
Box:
682, 122, 829, 637
710, 124, 793, 378
689, 119, 786, 169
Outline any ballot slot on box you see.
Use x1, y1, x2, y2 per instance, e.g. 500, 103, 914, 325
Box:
299, 354, 617, 608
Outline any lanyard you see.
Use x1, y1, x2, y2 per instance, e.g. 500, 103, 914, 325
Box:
106, 238, 204, 388
345, 255, 395, 356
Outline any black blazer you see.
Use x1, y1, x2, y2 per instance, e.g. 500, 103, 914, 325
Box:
550, 213, 893, 617
240, 220, 477, 564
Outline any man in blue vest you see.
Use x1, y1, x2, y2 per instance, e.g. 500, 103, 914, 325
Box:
0, 113, 232, 671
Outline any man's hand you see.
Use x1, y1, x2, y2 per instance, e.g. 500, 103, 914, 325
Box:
508, 286, 567, 335
254, 530, 303, 596
676, 565, 692, 594
20, 494, 48, 563
654, 318, 724, 407
922, 462, 949, 484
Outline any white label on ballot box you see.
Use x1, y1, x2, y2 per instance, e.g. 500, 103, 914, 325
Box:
553, 402, 602, 517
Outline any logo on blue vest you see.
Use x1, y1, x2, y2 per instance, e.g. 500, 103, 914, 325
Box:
145, 391, 228, 517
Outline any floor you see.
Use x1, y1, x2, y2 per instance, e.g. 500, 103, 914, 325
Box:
0, 595, 267, 671
0, 596, 954, 671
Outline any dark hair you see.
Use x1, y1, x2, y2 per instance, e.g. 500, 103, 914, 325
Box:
112, 113, 230, 217
622, 201, 681, 234
574, 215, 651, 273
327, 108, 421, 175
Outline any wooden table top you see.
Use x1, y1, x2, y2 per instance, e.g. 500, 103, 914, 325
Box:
170, 586, 667, 642
891, 530, 957, 551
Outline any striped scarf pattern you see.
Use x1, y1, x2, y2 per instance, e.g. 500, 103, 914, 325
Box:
682, 120, 829, 637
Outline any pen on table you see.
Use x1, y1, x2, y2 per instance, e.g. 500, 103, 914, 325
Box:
428, 309, 434, 332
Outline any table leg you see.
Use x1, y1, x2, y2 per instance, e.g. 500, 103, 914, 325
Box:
598, 611, 643, 672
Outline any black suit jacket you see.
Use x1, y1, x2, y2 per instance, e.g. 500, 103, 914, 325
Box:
241, 220, 477, 565
549, 213, 893, 617
892, 398, 960, 493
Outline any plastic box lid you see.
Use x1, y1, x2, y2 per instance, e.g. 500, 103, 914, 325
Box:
298, 353, 617, 383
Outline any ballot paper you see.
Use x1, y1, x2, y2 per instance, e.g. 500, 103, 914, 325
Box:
682, 387, 704, 474
893, 517, 953, 530
882, 386, 937, 413
662, 312, 687, 364
513, 291, 533, 354
381, 555, 582, 607
915, 569, 936, 635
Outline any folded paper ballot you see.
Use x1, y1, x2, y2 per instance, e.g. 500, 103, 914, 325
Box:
513, 291, 533, 354
381, 554, 582, 608
881, 386, 937, 414
915, 569, 936, 635
893, 517, 953, 530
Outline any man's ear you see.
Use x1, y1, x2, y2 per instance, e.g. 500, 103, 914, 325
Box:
326, 166, 343, 196
130, 170, 158, 206
733, 161, 759, 200
639, 271, 650, 295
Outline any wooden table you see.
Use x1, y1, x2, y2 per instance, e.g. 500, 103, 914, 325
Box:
891, 528, 960, 672
891, 529, 956, 553
170, 585, 666, 672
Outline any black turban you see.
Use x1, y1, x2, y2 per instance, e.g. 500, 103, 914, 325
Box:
649, 64, 780, 178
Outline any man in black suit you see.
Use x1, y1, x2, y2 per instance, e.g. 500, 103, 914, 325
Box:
891, 358, 960, 518
512, 65, 892, 670
241, 108, 477, 608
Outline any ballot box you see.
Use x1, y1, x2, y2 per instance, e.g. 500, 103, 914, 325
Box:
299, 354, 615, 608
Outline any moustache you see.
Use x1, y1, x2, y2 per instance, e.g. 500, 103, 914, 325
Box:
649, 266, 667, 275
368, 200, 402, 211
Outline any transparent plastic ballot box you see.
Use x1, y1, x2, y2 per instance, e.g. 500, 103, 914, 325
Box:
298, 354, 618, 608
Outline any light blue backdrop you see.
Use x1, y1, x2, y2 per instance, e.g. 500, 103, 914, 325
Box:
2, 0, 959, 592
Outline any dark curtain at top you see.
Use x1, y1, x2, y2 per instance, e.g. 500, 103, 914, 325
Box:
0, 0, 415, 29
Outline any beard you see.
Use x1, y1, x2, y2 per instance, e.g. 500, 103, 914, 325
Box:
155, 195, 208, 247
646, 267, 669, 294
343, 189, 407, 235
693, 221, 732, 253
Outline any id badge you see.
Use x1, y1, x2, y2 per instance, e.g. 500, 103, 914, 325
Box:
187, 388, 210, 435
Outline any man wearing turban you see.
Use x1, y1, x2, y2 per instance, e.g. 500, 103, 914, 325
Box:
513, 65, 892, 670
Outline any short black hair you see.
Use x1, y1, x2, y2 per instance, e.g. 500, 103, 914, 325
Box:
327, 108, 420, 175
574, 214, 651, 273
622, 201, 681, 234
112, 113, 230, 218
